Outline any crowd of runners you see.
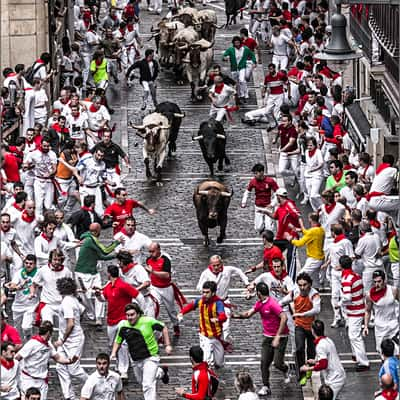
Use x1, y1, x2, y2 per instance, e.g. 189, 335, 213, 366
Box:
1, 0, 400, 399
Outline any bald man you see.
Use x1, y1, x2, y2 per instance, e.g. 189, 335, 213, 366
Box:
75, 223, 124, 325
375, 374, 399, 400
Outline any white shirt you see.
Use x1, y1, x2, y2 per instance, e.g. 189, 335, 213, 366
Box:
355, 232, 383, 269
33, 265, 73, 305
34, 234, 62, 268
114, 230, 152, 264
0, 359, 20, 400
196, 266, 249, 300
25, 149, 57, 178
0, 228, 17, 255
357, 164, 375, 183
53, 99, 71, 116
121, 263, 150, 295
370, 166, 398, 194
77, 156, 106, 187
59, 295, 85, 345
318, 202, 346, 239
33, 89, 48, 120
328, 237, 354, 270
271, 34, 290, 56
339, 186, 357, 209
11, 268, 39, 311
86, 104, 111, 132
304, 149, 324, 178
66, 112, 89, 141
17, 338, 57, 379
234, 47, 244, 65
81, 370, 123, 400
54, 223, 75, 243
315, 336, 346, 386
209, 84, 236, 108
14, 216, 38, 254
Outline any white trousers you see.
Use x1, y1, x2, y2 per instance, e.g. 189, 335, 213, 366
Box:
79, 186, 104, 218
278, 152, 298, 178
272, 54, 288, 71
34, 178, 54, 217
150, 0, 162, 12
375, 325, 399, 355
12, 305, 36, 337
142, 81, 157, 107
106, 168, 121, 188
108, 324, 130, 374
347, 316, 369, 366
55, 177, 78, 213
41, 303, 60, 326
299, 257, 323, 288
391, 262, 399, 288
232, 69, 248, 98
20, 374, 48, 400
326, 379, 345, 400
254, 206, 275, 233
143, 294, 158, 318
133, 356, 164, 400
199, 334, 224, 368
75, 272, 105, 320
209, 105, 227, 122
56, 341, 88, 400
305, 176, 323, 211
330, 269, 342, 321
150, 285, 178, 325
369, 196, 400, 226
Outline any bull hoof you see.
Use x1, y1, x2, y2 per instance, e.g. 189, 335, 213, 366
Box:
216, 236, 224, 244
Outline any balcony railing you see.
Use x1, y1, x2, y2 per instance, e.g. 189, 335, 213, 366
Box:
350, 6, 372, 59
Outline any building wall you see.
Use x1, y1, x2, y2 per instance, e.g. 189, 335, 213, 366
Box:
0, 0, 48, 75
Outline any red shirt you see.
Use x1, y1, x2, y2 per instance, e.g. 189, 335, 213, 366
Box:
104, 198, 140, 234
247, 177, 279, 207
264, 71, 287, 95
242, 37, 257, 52
2, 152, 20, 182
273, 199, 301, 240
1, 323, 22, 345
263, 245, 284, 268
147, 255, 172, 288
278, 124, 298, 152
102, 277, 140, 325
183, 362, 211, 400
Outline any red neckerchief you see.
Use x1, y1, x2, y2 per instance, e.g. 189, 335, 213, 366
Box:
207, 264, 223, 275
0, 357, 15, 369
333, 170, 343, 183
120, 227, 134, 238
269, 268, 288, 281
83, 19, 90, 28
79, 150, 90, 157
95, 58, 103, 66
36, 59, 45, 64
72, 112, 80, 119
376, 163, 391, 175
31, 335, 49, 347
6, 72, 17, 78
370, 285, 387, 303
21, 210, 35, 223
12, 202, 23, 211
41, 232, 52, 242
215, 83, 224, 94
81, 205, 93, 212
48, 262, 64, 272
333, 233, 346, 243
111, 14, 117, 21
59, 98, 69, 105
89, 103, 99, 113
369, 219, 381, 229
119, 28, 126, 37
324, 202, 336, 214
314, 335, 326, 345
52, 123, 69, 134
380, 389, 399, 400
308, 148, 317, 157
122, 262, 137, 273
127, 23, 134, 32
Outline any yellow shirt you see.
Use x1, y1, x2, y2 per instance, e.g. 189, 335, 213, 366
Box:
292, 226, 325, 260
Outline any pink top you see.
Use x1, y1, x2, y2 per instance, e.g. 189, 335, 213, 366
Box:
253, 297, 289, 337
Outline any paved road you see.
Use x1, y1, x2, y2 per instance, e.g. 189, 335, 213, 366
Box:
45, 2, 380, 399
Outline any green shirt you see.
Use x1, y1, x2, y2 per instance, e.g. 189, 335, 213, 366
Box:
115, 317, 165, 361
223, 46, 256, 71
389, 236, 399, 263
325, 173, 346, 192
90, 59, 108, 84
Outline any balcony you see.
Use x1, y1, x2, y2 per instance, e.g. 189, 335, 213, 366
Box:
350, 5, 372, 59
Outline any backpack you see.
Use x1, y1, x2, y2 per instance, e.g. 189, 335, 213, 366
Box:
25, 62, 45, 85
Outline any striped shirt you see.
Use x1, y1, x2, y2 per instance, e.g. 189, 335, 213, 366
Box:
341, 269, 365, 317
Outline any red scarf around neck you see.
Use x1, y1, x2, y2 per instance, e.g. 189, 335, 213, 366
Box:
324, 202, 336, 214
31, 335, 49, 347
269, 268, 288, 281
120, 227, 134, 238
48, 263, 64, 272
41, 232, 52, 242
333, 233, 346, 243
308, 148, 317, 157
333, 170, 343, 183
21, 210, 35, 223
369, 219, 381, 229
208, 264, 223, 275
376, 163, 391, 175
122, 262, 137, 273
12, 202, 23, 211
370, 285, 387, 303
81, 205, 94, 212
380, 389, 399, 400
0, 357, 15, 369
89, 104, 99, 113
215, 83, 224, 94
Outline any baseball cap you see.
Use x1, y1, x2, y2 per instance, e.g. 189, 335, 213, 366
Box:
276, 188, 288, 197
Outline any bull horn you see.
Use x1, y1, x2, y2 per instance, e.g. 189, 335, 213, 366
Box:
198, 190, 209, 195
192, 135, 204, 140
129, 122, 145, 130
213, 23, 225, 29
151, 27, 160, 32
135, 132, 146, 138
220, 191, 232, 197
173, 112, 185, 118
216, 134, 225, 139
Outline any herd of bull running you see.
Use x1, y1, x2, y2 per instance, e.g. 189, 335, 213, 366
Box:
128, 6, 247, 245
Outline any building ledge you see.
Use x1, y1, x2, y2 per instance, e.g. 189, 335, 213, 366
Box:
344, 103, 371, 151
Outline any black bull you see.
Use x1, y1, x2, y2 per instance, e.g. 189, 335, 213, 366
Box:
194, 119, 231, 176
155, 101, 184, 156
224, 0, 246, 26
193, 181, 233, 245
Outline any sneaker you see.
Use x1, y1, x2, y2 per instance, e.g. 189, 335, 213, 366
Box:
283, 372, 291, 384
330, 319, 341, 328
120, 372, 128, 380
173, 325, 180, 337
141, 104, 147, 111
300, 197, 309, 205
257, 386, 271, 396
161, 366, 169, 384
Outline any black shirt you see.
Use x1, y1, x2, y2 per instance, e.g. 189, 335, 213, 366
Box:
91, 141, 126, 168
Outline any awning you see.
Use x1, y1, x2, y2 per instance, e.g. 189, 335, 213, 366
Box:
344, 103, 371, 151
